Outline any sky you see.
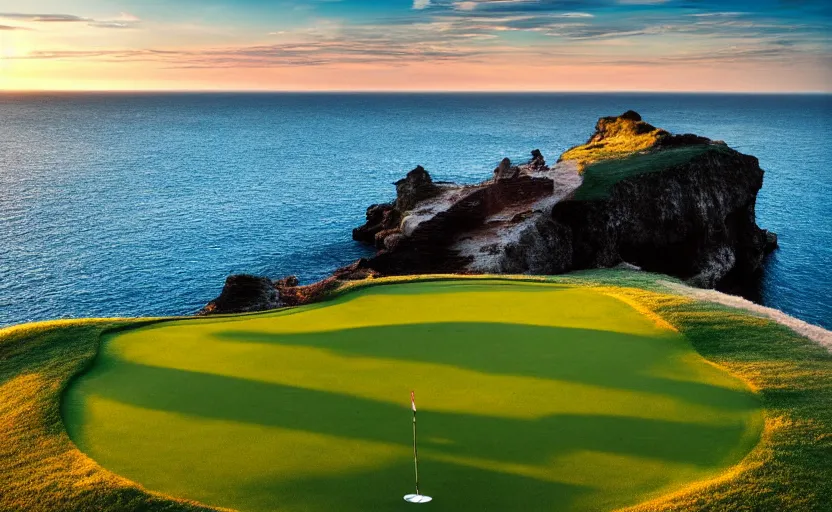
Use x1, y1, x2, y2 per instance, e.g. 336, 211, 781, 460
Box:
0, 0, 829, 92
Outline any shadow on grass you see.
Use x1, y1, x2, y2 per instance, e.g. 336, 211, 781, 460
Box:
230, 457, 591, 512
70, 361, 750, 468
337, 280, 569, 297
214, 322, 758, 412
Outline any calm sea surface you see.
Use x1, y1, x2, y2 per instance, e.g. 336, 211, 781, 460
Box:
1, 93, 830, 329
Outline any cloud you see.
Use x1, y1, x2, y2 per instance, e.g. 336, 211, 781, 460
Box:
0, 12, 140, 29
14, 14, 821, 71
87, 22, 134, 29
444, 0, 608, 14
689, 12, 747, 18
0, 13, 88, 22
455, 1, 478, 10
6, 0, 830, 75
558, 12, 594, 17
0, 24, 27, 30
88, 14, 142, 29
12, 20, 505, 68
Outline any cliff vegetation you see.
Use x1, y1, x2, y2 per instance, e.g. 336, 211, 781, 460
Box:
559, 110, 669, 170
574, 144, 733, 201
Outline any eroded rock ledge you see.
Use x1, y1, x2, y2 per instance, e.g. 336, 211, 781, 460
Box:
201, 111, 777, 315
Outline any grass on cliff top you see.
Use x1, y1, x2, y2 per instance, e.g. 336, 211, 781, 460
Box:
559, 116, 666, 169
573, 145, 732, 201
1, 271, 831, 512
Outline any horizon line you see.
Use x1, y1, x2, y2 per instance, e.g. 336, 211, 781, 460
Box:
1, 89, 830, 95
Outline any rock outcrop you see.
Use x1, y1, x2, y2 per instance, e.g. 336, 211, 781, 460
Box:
349, 149, 571, 276
203, 111, 776, 314
350, 111, 775, 286
199, 274, 281, 315
535, 147, 769, 287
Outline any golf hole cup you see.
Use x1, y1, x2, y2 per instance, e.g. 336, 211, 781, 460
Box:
404, 494, 433, 503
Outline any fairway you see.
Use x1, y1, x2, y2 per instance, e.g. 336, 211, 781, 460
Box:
62, 280, 763, 512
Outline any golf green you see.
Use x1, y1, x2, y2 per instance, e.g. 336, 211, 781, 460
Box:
62, 280, 763, 512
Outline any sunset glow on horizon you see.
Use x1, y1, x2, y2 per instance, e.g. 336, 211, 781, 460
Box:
0, 0, 829, 92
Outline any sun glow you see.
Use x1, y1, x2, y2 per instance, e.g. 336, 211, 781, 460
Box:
0, 1, 829, 92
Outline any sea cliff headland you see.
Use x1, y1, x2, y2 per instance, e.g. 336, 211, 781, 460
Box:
202, 111, 777, 315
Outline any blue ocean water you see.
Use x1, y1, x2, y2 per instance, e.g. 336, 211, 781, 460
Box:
1, 93, 830, 329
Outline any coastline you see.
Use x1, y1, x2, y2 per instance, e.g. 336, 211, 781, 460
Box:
2, 94, 830, 329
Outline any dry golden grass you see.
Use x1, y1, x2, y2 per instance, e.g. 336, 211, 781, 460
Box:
557, 114, 735, 201
1, 270, 830, 511
607, 282, 832, 512
0, 319, 229, 512
559, 116, 666, 171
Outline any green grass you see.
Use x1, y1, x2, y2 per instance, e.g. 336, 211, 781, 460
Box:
574, 145, 732, 201
61, 280, 761, 512
1, 271, 830, 512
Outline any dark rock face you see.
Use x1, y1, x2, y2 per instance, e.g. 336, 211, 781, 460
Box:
656, 133, 716, 149
352, 203, 399, 246
541, 149, 768, 287
764, 231, 779, 252
351, 166, 438, 247
352, 150, 564, 276
494, 158, 518, 180
529, 149, 547, 171
199, 274, 280, 315
275, 275, 299, 288
620, 110, 642, 122
395, 166, 440, 211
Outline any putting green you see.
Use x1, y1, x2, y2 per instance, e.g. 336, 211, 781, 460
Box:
63, 280, 762, 512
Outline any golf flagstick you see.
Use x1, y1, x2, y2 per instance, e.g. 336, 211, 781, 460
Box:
404, 390, 432, 503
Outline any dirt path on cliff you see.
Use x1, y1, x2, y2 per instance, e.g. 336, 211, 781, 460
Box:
454, 160, 583, 272
660, 281, 832, 352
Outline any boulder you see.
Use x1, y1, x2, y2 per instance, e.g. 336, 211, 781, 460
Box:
352, 203, 398, 244
529, 149, 547, 171
493, 158, 518, 180
275, 275, 299, 288
199, 274, 280, 315
395, 166, 440, 212
620, 110, 642, 122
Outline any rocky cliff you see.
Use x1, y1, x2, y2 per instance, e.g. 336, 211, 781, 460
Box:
202, 111, 776, 315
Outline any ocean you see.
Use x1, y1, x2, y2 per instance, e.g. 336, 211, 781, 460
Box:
1, 93, 830, 329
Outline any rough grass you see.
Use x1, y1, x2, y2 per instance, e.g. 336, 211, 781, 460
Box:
617, 284, 832, 512
573, 145, 732, 201
0, 319, 226, 512
559, 117, 666, 170
1, 271, 830, 512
